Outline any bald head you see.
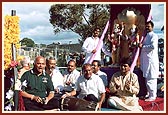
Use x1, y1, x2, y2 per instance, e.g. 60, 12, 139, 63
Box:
34, 56, 45, 63
34, 56, 46, 74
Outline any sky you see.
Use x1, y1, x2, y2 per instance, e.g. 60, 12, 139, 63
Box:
2, 2, 165, 45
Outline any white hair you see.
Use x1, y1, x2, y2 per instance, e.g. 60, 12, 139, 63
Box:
20, 56, 30, 67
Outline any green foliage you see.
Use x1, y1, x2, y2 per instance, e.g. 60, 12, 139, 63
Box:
20, 37, 35, 47
49, 4, 110, 43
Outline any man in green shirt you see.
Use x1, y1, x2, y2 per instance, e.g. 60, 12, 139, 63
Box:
20, 56, 60, 110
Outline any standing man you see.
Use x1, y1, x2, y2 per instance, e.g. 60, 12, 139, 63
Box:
20, 56, 60, 110
46, 57, 64, 94
82, 27, 111, 64
92, 60, 108, 88
139, 21, 159, 101
63, 59, 80, 92
62, 63, 106, 110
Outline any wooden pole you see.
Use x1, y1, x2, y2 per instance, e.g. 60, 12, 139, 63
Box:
11, 10, 19, 111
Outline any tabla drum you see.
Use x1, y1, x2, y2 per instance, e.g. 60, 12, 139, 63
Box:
61, 96, 99, 111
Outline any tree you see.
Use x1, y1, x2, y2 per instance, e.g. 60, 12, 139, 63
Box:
49, 4, 110, 43
20, 37, 35, 47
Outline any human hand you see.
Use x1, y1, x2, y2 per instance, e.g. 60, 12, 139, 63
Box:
115, 79, 121, 89
138, 43, 143, 48
42, 97, 49, 105
96, 102, 102, 111
125, 81, 131, 90
33, 96, 43, 104
92, 49, 96, 54
66, 81, 71, 85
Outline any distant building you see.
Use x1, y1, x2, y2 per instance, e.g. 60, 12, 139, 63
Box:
47, 43, 82, 53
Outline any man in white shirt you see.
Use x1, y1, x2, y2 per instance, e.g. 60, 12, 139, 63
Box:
46, 57, 64, 93
139, 21, 159, 101
63, 59, 80, 92
82, 27, 111, 64
62, 63, 106, 110
92, 60, 108, 88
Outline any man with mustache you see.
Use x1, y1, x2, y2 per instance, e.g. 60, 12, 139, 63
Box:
20, 56, 60, 110
63, 59, 80, 92
92, 60, 108, 88
107, 57, 142, 111
139, 21, 159, 101
82, 27, 111, 64
62, 63, 106, 110
46, 57, 64, 94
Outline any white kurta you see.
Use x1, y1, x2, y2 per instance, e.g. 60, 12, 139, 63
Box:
108, 71, 142, 111
51, 69, 64, 92
63, 69, 80, 92
140, 31, 159, 79
82, 36, 111, 64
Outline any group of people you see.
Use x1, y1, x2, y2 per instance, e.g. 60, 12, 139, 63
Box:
18, 20, 159, 111
19, 56, 107, 111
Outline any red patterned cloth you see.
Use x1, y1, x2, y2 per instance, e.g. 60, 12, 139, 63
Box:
138, 97, 164, 111
18, 91, 25, 111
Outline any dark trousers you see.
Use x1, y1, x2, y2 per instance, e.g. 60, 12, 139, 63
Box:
23, 97, 60, 111
83, 94, 98, 102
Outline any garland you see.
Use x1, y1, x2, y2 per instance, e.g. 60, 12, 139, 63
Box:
4, 15, 21, 70
4, 14, 24, 111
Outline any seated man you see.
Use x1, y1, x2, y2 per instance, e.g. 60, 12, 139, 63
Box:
20, 56, 60, 111
92, 60, 108, 88
62, 59, 80, 92
62, 63, 106, 110
107, 57, 143, 111
18, 56, 31, 79
46, 57, 64, 94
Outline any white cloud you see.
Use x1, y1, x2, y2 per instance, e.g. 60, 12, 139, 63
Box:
2, 2, 80, 45
2, 2, 165, 45
151, 4, 165, 29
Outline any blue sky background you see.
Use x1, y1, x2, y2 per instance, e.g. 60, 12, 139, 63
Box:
2, 2, 165, 45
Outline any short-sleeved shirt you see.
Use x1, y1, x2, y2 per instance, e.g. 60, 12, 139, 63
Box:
51, 69, 64, 92
63, 69, 80, 92
96, 70, 108, 87
76, 73, 106, 100
20, 69, 54, 98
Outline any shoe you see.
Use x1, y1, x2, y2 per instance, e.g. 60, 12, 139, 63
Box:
145, 92, 149, 98
145, 98, 156, 102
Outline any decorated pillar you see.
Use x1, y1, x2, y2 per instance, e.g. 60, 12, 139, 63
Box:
4, 10, 21, 111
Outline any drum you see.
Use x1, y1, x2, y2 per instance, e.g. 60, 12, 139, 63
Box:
61, 97, 99, 111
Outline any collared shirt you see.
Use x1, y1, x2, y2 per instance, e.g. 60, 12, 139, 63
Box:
82, 36, 111, 63
63, 69, 80, 92
20, 69, 54, 98
76, 73, 106, 100
51, 69, 64, 92
96, 70, 108, 87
